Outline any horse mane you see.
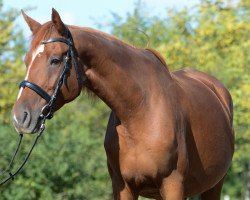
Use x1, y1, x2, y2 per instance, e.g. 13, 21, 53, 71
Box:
69, 26, 169, 70
31, 22, 54, 50
30, 23, 170, 97
145, 48, 168, 67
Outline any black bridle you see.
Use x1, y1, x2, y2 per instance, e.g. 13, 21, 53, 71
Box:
0, 27, 82, 186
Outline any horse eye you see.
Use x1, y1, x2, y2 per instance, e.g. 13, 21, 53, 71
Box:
50, 58, 61, 66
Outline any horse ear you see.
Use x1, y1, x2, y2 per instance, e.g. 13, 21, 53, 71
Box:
51, 8, 67, 36
21, 10, 41, 33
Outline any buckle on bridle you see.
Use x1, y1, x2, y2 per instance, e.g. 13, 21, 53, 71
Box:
40, 104, 53, 120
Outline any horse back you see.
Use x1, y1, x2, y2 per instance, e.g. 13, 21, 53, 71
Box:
173, 69, 233, 124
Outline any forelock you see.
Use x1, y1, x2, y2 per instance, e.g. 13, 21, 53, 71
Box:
30, 22, 54, 51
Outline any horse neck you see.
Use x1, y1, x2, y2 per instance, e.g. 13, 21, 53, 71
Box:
73, 27, 173, 122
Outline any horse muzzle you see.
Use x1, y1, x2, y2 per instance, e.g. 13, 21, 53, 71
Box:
12, 104, 43, 134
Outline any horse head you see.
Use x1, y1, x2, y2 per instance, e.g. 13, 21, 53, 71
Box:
12, 9, 83, 134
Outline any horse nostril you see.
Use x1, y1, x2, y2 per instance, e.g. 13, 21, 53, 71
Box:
22, 111, 28, 124
22, 111, 31, 128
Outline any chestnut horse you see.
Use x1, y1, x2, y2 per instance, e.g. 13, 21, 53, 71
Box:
12, 9, 234, 200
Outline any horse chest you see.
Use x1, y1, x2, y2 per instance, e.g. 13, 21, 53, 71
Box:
119, 146, 158, 179
105, 123, 178, 187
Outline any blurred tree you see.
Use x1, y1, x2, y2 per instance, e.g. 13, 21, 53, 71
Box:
0, 99, 112, 200
0, 0, 26, 123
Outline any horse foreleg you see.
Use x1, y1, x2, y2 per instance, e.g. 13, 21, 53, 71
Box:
160, 170, 185, 200
108, 163, 138, 200
111, 179, 138, 200
200, 177, 225, 200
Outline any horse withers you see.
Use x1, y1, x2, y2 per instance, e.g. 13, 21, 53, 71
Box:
12, 9, 234, 199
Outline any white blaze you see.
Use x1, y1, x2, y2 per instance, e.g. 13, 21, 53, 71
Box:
17, 44, 45, 100
13, 113, 18, 124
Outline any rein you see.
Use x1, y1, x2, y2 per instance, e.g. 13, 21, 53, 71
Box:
0, 27, 81, 186
0, 125, 44, 186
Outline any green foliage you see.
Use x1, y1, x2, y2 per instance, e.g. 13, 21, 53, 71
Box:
0, 0, 26, 123
0, 0, 249, 199
0, 99, 112, 200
